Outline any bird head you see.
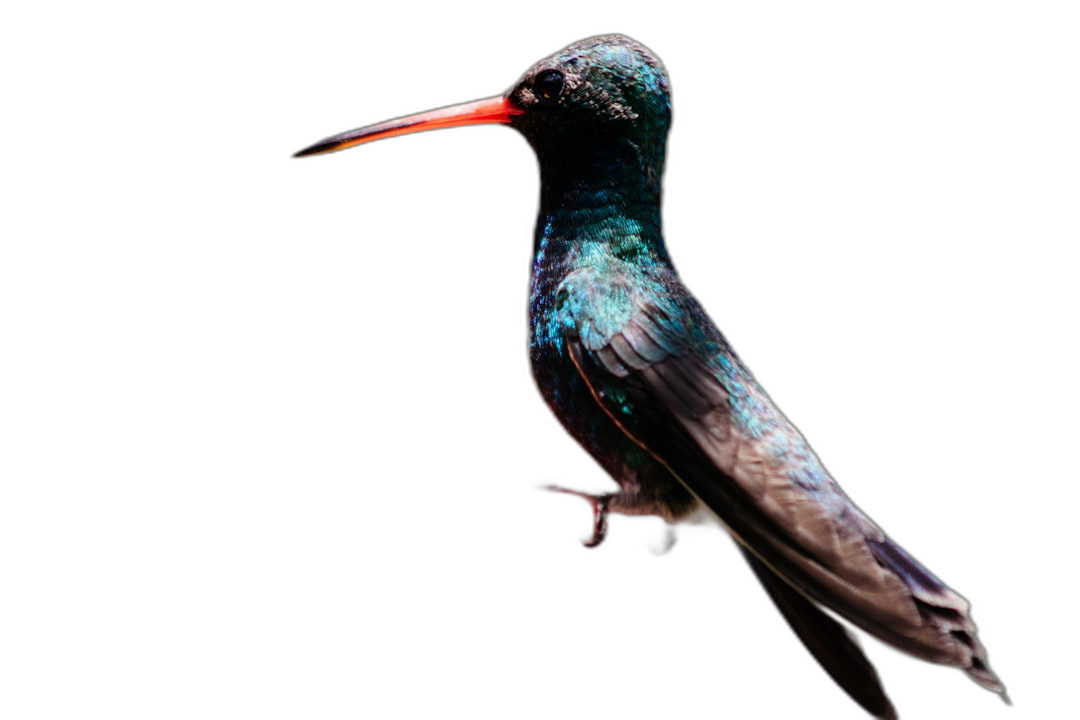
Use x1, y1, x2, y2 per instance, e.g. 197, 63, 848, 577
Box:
294, 34, 671, 179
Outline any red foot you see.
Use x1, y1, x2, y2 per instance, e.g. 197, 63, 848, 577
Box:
545, 486, 613, 547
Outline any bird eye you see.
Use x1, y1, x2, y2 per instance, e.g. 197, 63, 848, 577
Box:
533, 69, 564, 101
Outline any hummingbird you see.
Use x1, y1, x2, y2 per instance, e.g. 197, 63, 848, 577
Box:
295, 34, 1006, 718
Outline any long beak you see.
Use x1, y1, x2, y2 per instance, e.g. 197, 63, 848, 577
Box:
294, 95, 521, 158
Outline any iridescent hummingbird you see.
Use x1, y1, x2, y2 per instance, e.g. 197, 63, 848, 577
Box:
295, 34, 1006, 718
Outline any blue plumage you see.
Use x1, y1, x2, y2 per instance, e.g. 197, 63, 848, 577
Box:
296, 34, 1006, 719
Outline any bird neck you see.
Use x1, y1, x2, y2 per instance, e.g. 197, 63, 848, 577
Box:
527, 146, 670, 361
532, 144, 669, 267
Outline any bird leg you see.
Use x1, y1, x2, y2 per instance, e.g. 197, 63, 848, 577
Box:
537, 483, 613, 546
650, 525, 678, 555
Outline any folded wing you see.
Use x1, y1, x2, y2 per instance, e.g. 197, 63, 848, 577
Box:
555, 264, 1005, 701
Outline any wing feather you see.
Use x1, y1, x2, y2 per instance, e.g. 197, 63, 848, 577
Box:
556, 265, 1005, 698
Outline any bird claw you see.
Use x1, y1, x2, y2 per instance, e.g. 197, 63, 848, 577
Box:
544, 485, 613, 548
650, 525, 678, 555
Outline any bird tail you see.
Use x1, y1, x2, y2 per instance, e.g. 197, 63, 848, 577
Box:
740, 545, 898, 719
864, 536, 1009, 701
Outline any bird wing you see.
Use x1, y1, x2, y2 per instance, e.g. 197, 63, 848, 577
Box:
554, 263, 1004, 699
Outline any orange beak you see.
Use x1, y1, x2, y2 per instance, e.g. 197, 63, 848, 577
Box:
294, 95, 521, 157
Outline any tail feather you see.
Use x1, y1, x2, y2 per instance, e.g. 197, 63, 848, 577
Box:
866, 537, 1008, 701
741, 545, 898, 719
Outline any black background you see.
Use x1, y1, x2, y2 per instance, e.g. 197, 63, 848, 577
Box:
183, 8, 1054, 716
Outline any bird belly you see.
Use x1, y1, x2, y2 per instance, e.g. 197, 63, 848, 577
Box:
529, 342, 698, 522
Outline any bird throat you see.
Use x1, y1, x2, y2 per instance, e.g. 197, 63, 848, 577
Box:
527, 134, 672, 370
531, 134, 668, 266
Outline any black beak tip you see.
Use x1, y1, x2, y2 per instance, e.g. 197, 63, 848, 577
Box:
292, 144, 323, 158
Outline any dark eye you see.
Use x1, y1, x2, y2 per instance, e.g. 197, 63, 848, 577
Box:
533, 69, 564, 101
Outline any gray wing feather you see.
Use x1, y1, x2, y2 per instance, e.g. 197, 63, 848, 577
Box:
557, 265, 1006, 698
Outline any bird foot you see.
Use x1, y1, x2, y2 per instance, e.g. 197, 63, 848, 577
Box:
544, 486, 613, 548
650, 525, 678, 555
